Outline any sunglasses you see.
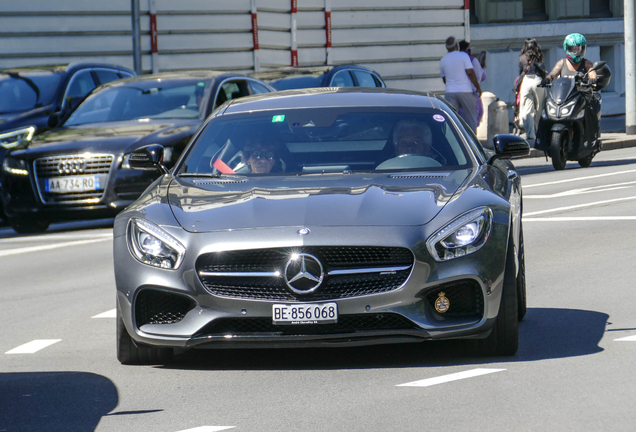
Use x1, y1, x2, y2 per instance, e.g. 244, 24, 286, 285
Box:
249, 151, 276, 161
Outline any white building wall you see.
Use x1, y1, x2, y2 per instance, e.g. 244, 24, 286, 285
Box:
0, 0, 468, 94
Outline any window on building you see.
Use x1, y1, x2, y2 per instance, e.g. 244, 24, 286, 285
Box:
522, 0, 548, 21
590, 0, 612, 18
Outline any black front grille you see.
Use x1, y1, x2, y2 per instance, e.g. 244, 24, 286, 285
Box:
197, 246, 414, 301
194, 313, 418, 336
426, 279, 484, 319
34, 154, 114, 204
135, 290, 196, 326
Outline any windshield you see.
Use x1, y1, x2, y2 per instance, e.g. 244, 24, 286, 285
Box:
0, 71, 62, 113
550, 77, 575, 103
64, 79, 210, 126
178, 108, 471, 176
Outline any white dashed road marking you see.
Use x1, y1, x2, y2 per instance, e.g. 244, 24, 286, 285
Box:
174, 427, 235, 432
523, 196, 636, 217
5, 339, 62, 354
525, 216, 636, 222
523, 169, 636, 189
397, 368, 505, 388
614, 335, 636, 342
92, 309, 116, 319
0, 238, 111, 258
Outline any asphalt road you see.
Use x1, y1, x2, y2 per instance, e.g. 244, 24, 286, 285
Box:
2, 149, 636, 431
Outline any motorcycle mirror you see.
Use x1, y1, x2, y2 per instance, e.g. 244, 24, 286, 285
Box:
590, 61, 607, 73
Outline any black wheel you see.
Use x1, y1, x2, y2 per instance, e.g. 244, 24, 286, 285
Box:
550, 131, 567, 170
9, 217, 50, 234
578, 154, 593, 168
117, 308, 173, 365
478, 231, 519, 356
517, 227, 527, 321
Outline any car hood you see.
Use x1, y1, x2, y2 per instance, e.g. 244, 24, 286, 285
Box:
21, 120, 199, 157
168, 170, 471, 231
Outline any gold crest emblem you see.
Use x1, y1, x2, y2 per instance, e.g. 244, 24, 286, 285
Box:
435, 292, 450, 313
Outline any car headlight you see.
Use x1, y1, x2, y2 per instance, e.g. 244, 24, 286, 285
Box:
426, 207, 493, 262
0, 126, 35, 149
127, 218, 186, 269
2, 157, 29, 176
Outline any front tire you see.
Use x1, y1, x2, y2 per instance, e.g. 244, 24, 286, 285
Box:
117, 309, 173, 365
478, 232, 520, 356
550, 131, 567, 170
578, 154, 593, 168
517, 227, 527, 321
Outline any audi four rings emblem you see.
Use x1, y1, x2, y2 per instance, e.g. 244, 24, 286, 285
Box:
57, 159, 86, 174
284, 253, 324, 294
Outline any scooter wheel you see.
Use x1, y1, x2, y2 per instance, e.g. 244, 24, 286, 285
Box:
550, 131, 567, 170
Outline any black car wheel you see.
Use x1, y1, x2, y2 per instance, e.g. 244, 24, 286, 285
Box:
478, 230, 519, 356
550, 131, 567, 170
117, 308, 173, 365
517, 227, 527, 321
9, 217, 50, 234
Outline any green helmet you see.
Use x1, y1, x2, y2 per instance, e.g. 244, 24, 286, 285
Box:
564, 33, 587, 64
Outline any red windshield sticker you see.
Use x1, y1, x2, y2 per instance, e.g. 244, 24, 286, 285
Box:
212, 158, 236, 174
433, 115, 445, 122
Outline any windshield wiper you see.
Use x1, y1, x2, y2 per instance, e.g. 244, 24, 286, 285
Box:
178, 172, 225, 178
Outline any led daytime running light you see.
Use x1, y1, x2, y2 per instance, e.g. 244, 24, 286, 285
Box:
128, 218, 185, 269
0, 126, 35, 149
426, 207, 493, 262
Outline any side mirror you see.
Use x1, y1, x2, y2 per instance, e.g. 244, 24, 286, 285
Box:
590, 61, 607, 73
487, 134, 530, 164
123, 144, 168, 174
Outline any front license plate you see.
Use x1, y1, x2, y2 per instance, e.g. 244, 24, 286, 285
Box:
45, 175, 100, 193
272, 302, 338, 325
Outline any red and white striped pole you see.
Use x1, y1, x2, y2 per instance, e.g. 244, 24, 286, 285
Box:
251, 0, 260, 72
464, 0, 470, 42
325, 0, 332, 65
149, 0, 159, 73
291, 0, 298, 67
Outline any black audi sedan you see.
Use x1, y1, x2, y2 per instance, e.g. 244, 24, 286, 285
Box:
0, 62, 136, 219
1, 71, 275, 233
251, 65, 385, 90
113, 87, 529, 365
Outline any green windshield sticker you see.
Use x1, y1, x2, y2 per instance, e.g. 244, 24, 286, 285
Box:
272, 115, 285, 123
197, 82, 205, 87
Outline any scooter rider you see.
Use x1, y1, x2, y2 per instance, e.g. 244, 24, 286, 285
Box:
541, 33, 600, 146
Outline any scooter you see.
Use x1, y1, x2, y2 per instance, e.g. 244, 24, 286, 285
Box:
535, 61, 611, 170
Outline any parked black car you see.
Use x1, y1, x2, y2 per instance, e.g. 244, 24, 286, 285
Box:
1, 71, 275, 233
0, 61, 136, 219
251, 65, 385, 90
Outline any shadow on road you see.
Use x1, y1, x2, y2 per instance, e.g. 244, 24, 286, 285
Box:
162, 307, 607, 371
0, 372, 119, 431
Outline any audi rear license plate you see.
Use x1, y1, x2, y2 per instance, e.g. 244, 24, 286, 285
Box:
273, 302, 338, 325
45, 175, 100, 193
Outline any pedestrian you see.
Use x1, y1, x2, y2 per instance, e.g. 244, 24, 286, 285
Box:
517, 38, 546, 145
440, 36, 482, 132
459, 40, 487, 127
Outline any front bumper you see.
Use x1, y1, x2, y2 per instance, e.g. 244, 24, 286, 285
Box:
114, 218, 509, 350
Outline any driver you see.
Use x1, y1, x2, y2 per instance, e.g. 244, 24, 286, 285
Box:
244, 137, 280, 174
393, 120, 433, 156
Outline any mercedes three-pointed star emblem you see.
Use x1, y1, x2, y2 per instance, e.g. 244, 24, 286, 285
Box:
284, 253, 324, 294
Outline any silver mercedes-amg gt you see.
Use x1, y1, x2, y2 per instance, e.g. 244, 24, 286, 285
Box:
113, 87, 529, 365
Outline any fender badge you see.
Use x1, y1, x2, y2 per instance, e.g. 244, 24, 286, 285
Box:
298, 228, 311, 236
435, 292, 450, 313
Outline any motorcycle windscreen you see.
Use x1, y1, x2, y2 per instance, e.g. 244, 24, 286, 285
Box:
550, 77, 575, 104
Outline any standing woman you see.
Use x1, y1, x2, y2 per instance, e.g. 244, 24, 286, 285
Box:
518, 38, 546, 145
